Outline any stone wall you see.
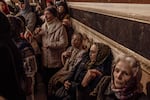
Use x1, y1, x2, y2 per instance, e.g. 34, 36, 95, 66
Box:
68, 2, 150, 94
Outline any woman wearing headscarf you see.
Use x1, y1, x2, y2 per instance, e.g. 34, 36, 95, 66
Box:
55, 42, 113, 100
91, 55, 149, 100
17, 0, 36, 32
57, 1, 69, 21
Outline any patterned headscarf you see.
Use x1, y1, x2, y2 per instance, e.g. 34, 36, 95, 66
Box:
111, 55, 143, 100
87, 42, 111, 69
19, 0, 32, 16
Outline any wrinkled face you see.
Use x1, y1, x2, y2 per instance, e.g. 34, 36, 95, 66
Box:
44, 10, 54, 22
0, 2, 6, 12
113, 61, 132, 89
57, 5, 64, 13
89, 44, 98, 62
18, 2, 25, 10
71, 34, 82, 49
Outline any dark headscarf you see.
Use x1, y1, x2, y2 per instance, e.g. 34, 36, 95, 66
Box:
18, 0, 32, 16
57, 1, 69, 14
87, 42, 111, 69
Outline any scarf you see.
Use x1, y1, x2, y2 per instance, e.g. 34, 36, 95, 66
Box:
19, 0, 32, 16
111, 57, 143, 100
87, 43, 111, 69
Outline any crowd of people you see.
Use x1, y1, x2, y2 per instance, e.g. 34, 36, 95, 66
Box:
0, 0, 149, 100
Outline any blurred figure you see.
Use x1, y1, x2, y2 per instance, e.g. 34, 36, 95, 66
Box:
0, 11, 25, 100
17, 0, 36, 32
35, 2, 43, 27
57, 1, 69, 21
46, 0, 54, 7
8, 15, 37, 100
0, 0, 10, 15
91, 55, 149, 100
62, 18, 74, 47
6, 0, 19, 15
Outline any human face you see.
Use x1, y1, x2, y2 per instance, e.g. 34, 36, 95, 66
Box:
71, 34, 82, 49
46, 2, 52, 7
44, 10, 55, 22
113, 61, 132, 89
0, 2, 6, 13
18, 2, 25, 10
89, 44, 98, 62
58, 6, 64, 13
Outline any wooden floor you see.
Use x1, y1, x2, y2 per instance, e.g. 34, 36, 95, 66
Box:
27, 73, 47, 100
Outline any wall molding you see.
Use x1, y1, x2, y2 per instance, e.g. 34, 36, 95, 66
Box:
71, 18, 150, 75
68, 2, 150, 24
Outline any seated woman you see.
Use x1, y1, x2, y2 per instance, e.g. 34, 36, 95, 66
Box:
48, 32, 86, 96
56, 42, 113, 100
91, 55, 149, 100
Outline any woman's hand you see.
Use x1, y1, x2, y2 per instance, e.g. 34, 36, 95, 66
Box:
81, 69, 102, 87
62, 51, 72, 58
64, 80, 71, 90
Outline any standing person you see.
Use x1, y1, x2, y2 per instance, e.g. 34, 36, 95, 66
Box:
57, 1, 69, 21
34, 6, 68, 93
91, 55, 149, 100
6, 0, 19, 15
17, 0, 36, 33
62, 18, 74, 47
0, 12, 26, 100
7, 15, 37, 100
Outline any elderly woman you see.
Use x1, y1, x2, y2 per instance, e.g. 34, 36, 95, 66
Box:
91, 55, 148, 100
48, 32, 85, 97
34, 7, 68, 93
55, 42, 113, 100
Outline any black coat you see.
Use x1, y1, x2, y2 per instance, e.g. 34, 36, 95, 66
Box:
0, 39, 26, 100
